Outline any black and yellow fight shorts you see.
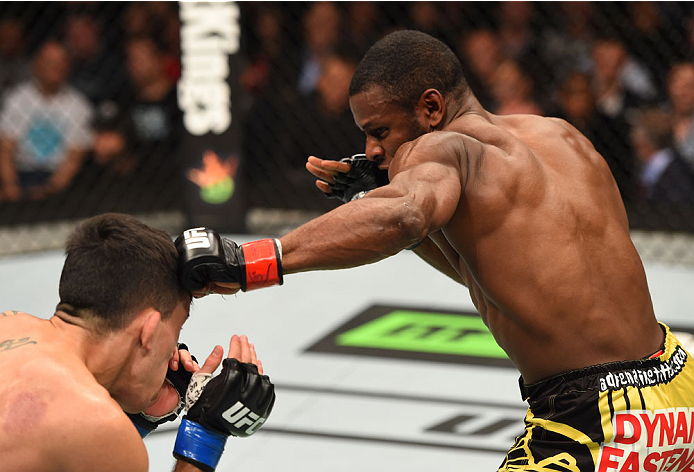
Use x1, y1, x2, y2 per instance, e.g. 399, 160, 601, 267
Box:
499, 323, 694, 472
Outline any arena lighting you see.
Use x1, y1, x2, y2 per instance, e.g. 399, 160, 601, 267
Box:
178, 1, 240, 136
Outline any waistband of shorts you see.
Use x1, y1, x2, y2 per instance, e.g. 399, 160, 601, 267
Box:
519, 322, 683, 401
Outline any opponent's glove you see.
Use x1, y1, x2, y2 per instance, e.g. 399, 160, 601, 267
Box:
326, 153, 389, 203
128, 343, 197, 438
173, 359, 276, 471
175, 228, 283, 293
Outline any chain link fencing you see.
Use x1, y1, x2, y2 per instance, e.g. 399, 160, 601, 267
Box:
0, 2, 693, 264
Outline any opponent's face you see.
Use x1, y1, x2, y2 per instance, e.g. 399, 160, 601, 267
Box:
116, 301, 190, 413
350, 87, 428, 170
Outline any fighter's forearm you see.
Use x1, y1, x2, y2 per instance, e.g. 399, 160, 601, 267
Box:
280, 193, 426, 274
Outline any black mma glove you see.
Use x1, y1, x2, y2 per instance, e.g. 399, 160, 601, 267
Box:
128, 343, 197, 438
326, 153, 389, 203
173, 358, 276, 471
175, 228, 283, 293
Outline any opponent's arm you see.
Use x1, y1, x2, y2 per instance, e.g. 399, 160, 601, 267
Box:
172, 335, 275, 472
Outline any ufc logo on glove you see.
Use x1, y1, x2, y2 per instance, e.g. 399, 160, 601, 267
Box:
182, 228, 212, 250
222, 401, 266, 435
175, 227, 283, 292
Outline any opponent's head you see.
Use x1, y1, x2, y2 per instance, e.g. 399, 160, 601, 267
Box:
349, 30, 468, 167
58, 213, 191, 410
59, 213, 189, 330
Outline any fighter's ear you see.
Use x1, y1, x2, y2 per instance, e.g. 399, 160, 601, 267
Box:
417, 88, 445, 129
138, 309, 162, 351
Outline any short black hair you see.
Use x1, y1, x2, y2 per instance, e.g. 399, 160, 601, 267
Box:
58, 213, 189, 332
349, 30, 468, 110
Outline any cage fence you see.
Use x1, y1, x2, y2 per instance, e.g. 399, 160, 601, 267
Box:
0, 2, 692, 265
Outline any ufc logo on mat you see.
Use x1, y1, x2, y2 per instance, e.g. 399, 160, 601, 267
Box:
183, 228, 211, 250
222, 401, 266, 435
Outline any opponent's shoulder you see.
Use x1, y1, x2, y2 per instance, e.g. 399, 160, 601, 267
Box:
1, 373, 146, 471
0, 309, 33, 318
47, 389, 148, 471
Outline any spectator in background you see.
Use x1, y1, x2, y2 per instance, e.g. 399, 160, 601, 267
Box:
297, 1, 341, 95
240, 5, 296, 98
272, 52, 362, 211
666, 62, 694, 171
0, 18, 31, 95
283, 53, 362, 162
457, 29, 504, 109
591, 37, 657, 121
499, 0, 538, 64
407, 2, 446, 41
540, 2, 594, 86
91, 35, 181, 210
345, 2, 382, 58
0, 40, 92, 201
122, 2, 180, 82
63, 12, 124, 105
554, 71, 635, 202
624, 2, 682, 93
496, 1, 556, 95
631, 108, 694, 205
490, 58, 543, 116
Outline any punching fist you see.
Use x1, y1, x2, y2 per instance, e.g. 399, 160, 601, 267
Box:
173, 335, 275, 472
175, 228, 283, 295
307, 154, 389, 203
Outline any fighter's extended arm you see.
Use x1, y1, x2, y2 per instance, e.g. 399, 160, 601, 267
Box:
280, 132, 465, 274
175, 133, 467, 294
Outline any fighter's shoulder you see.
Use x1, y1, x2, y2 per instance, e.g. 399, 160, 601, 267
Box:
520, 115, 584, 139
398, 130, 480, 163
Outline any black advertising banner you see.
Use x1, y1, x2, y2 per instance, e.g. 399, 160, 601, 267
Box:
178, 1, 246, 233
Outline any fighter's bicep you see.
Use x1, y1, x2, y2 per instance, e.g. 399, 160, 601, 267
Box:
386, 159, 462, 232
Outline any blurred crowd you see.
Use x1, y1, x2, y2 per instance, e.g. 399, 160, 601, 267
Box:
0, 2, 182, 221
0, 2, 693, 229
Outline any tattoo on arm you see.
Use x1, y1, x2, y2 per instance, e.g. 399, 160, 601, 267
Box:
1, 310, 22, 317
0, 337, 37, 352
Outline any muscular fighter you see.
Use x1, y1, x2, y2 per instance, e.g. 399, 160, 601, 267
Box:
0, 213, 275, 472
177, 31, 694, 471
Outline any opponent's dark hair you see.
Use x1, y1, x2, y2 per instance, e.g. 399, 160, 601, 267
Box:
58, 213, 189, 332
349, 30, 468, 111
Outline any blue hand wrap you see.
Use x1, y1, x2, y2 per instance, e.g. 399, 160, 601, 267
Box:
173, 419, 227, 472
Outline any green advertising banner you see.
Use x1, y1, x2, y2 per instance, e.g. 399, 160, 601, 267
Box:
307, 305, 514, 367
